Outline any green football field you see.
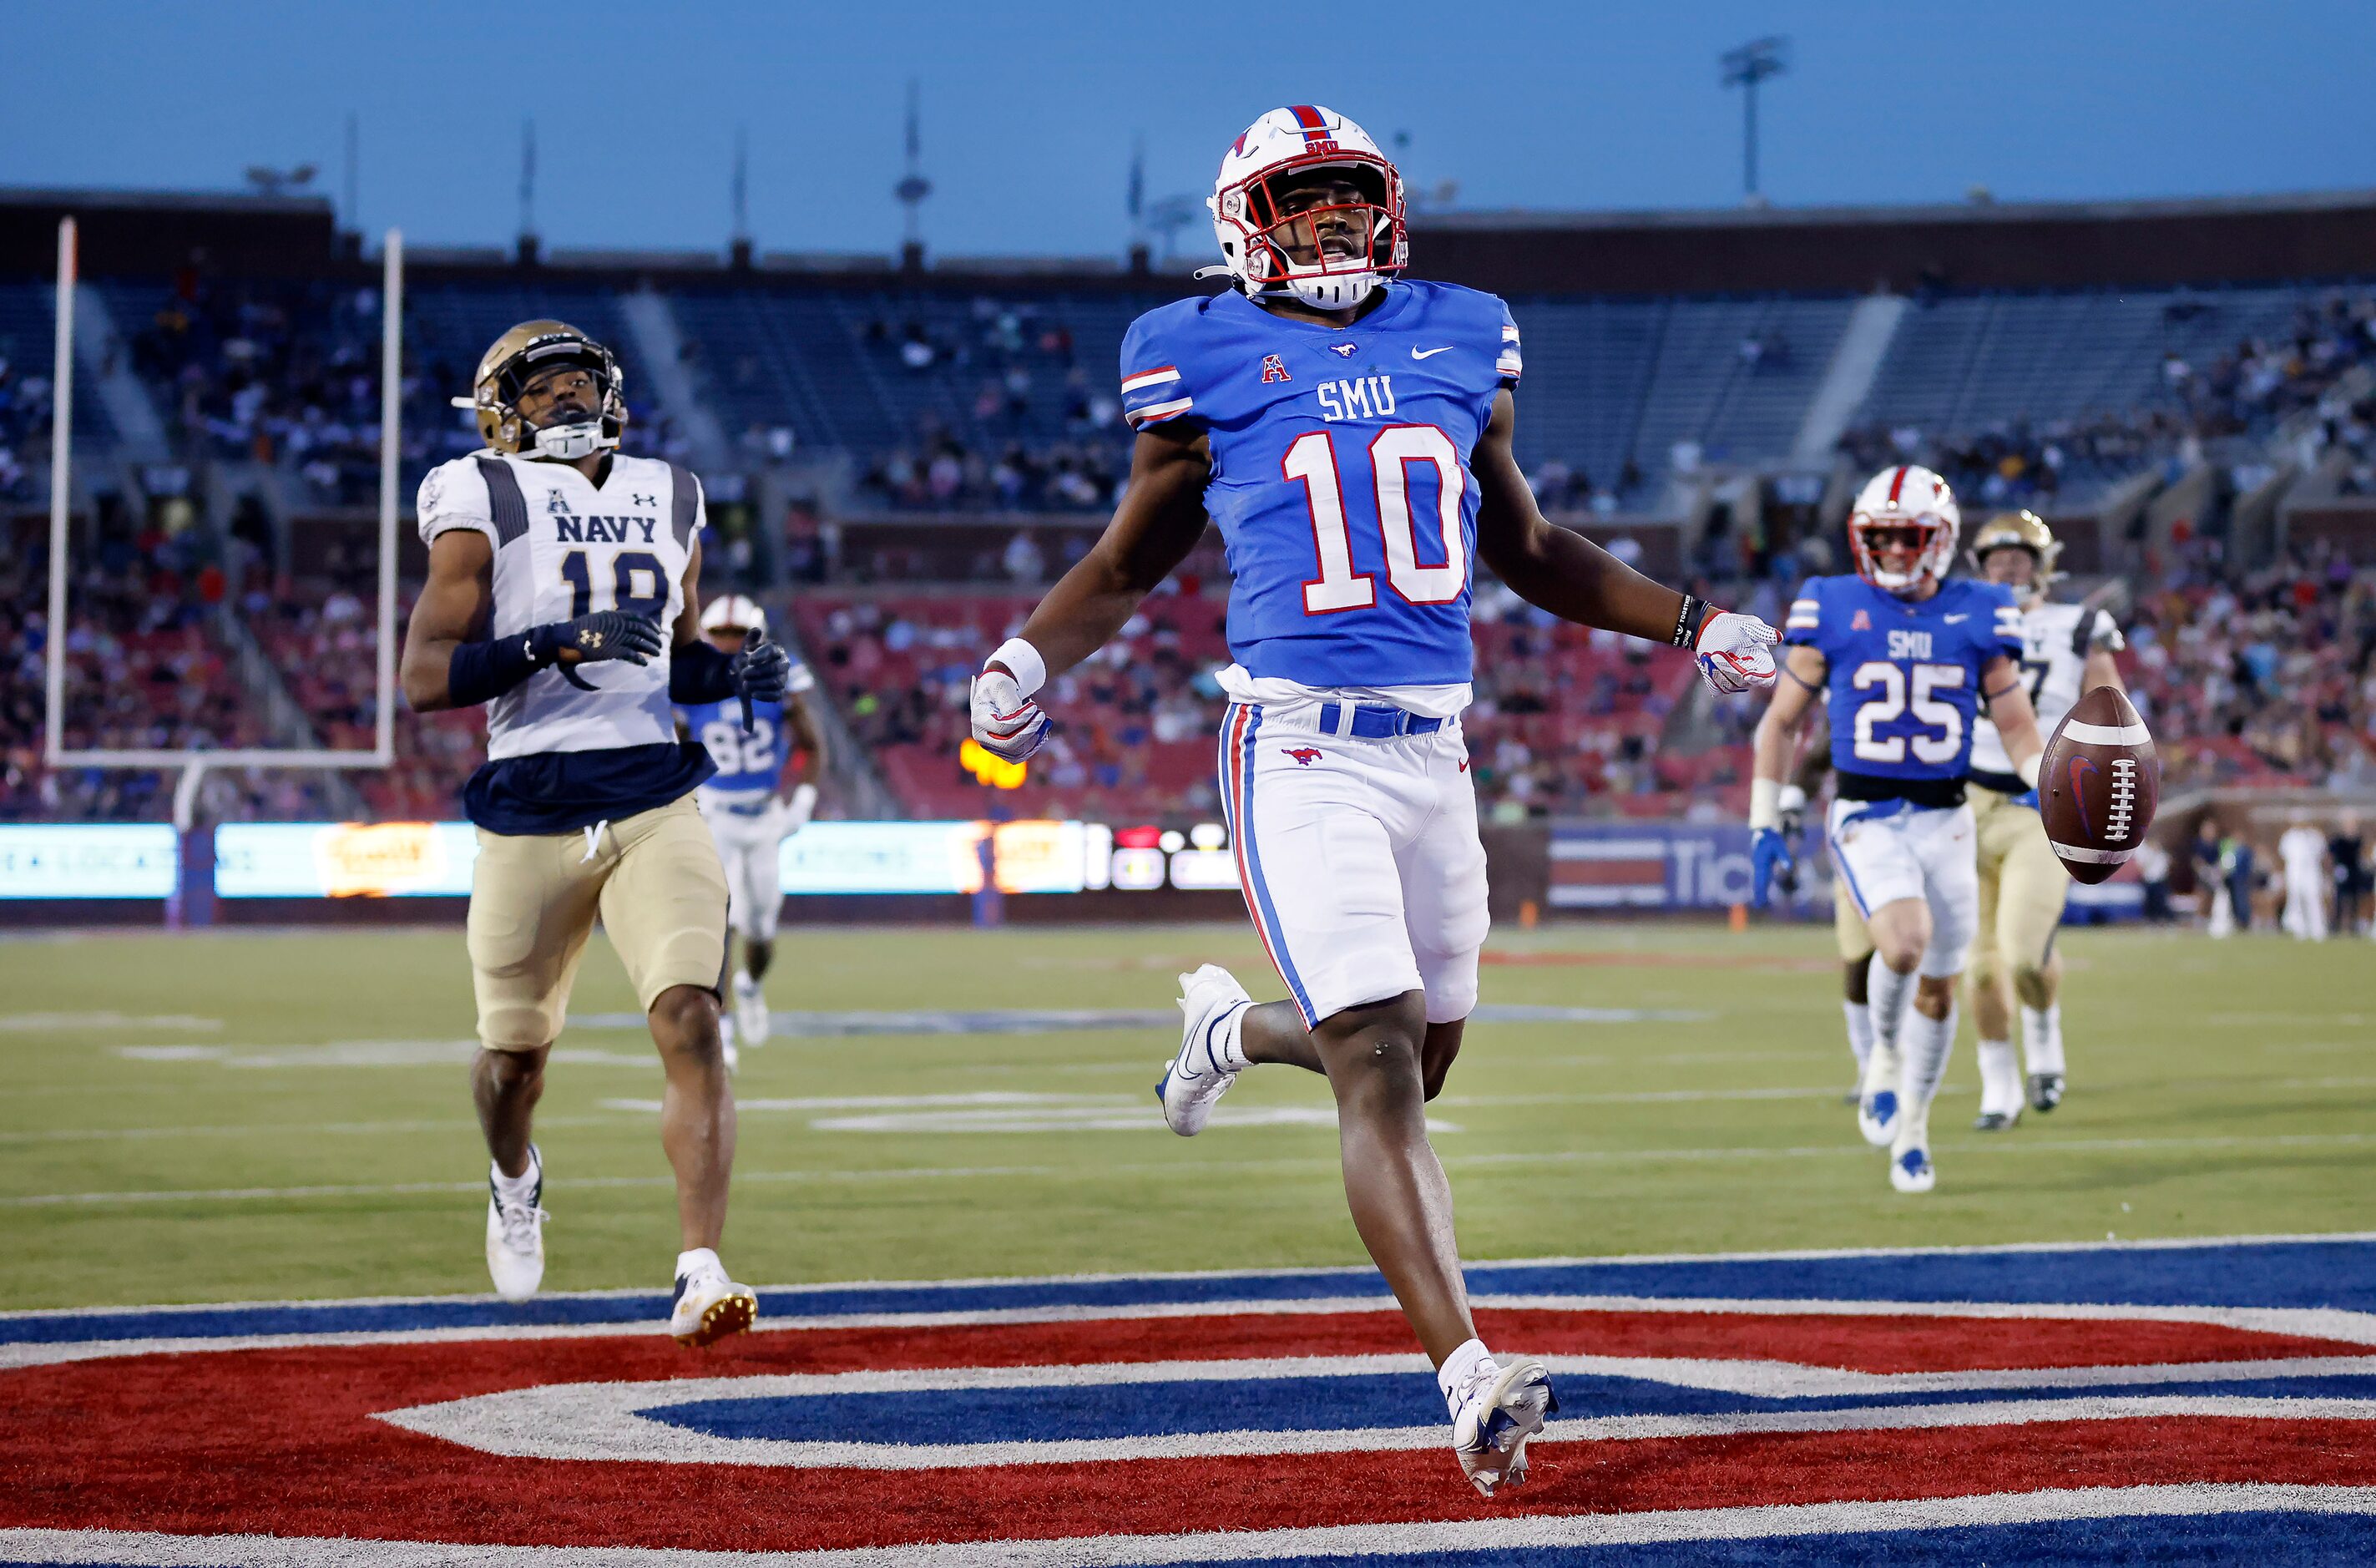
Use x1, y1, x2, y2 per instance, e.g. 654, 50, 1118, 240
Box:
1, 919, 2369, 1313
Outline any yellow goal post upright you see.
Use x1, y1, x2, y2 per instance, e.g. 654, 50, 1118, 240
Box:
40, 217, 407, 906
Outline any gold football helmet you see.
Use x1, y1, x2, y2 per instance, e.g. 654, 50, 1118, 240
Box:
1969, 509, 2060, 599
452, 320, 627, 459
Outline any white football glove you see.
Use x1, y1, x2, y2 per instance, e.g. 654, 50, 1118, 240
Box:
1694, 610, 1781, 695
775, 781, 817, 836
969, 667, 1050, 761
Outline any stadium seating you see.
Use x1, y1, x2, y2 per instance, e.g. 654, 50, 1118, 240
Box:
13, 255, 2374, 827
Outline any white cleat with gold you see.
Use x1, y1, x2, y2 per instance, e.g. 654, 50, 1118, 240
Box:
670, 1249, 757, 1348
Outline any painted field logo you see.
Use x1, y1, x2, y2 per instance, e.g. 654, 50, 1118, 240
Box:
4, 1238, 2376, 1564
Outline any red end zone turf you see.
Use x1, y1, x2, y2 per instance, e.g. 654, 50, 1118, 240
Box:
5, 1307, 2373, 1555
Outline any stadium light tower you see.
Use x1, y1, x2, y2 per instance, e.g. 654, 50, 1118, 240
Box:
1720, 36, 1790, 204
894, 80, 932, 271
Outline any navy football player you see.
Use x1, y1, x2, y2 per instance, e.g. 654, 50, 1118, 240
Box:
399, 322, 790, 1346
968, 106, 1780, 1495
1750, 466, 2048, 1195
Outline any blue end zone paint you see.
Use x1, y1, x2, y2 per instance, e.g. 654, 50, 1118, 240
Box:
1156, 1510, 2376, 1566
8, 1237, 2373, 1348
654, 1366, 2376, 1447
652, 1371, 1443, 1443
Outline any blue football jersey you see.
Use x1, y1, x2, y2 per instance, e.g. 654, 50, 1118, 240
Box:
680, 698, 784, 792
1784, 575, 2025, 781
1120, 280, 1523, 688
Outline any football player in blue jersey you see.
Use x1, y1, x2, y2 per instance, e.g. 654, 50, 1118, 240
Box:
676, 594, 827, 1068
968, 104, 1780, 1496
1748, 465, 2050, 1195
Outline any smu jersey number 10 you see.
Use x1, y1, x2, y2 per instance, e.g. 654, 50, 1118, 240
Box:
1120, 281, 1523, 689
1785, 575, 2025, 781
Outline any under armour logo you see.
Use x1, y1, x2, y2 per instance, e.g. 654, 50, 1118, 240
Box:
1284, 746, 1322, 766
579, 629, 603, 648
634, 493, 656, 508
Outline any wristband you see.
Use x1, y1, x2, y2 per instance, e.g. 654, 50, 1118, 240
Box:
2015, 752, 2041, 791
446, 634, 542, 708
1671, 595, 1710, 649
1749, 777, 1782, 831
988, 637, 1048, 699
1775, 783, 1807, 817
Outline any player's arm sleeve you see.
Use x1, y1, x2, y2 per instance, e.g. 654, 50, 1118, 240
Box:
1494, 297, 1524, 388
1119, 314, 1200, 432
1782, 580, 1823, 647
1989, 589, 2026, 660
416, 460, 496, 548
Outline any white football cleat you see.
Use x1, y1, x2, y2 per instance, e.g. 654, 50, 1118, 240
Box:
670, 1250, 758, 1348
1889, 1142, 1936, 1194
485, 1146, 548, 1304
717, 1014, 740, 1076
1157, 964, 1251, 1136
733, 972, 770, 1048
1448, 1356, 1557, 1499
1855, 1040, 1901, 1147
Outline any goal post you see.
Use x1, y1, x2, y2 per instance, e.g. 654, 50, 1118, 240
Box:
43, 219, 406, 775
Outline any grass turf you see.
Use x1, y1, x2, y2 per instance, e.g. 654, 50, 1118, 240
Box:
0, 919, 2369, 1311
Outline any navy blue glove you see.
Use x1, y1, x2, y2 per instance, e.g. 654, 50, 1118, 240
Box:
525, 610, 665, 691
730, 630, 791, 730
1751, 826, 1795, 908
526, 610, 665, 668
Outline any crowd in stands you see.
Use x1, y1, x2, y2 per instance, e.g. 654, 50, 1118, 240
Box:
123, 274, 684, 508
2122, 539, 2376, 795
1841, 289, 2376, 513
855, 422, 1127, 513
0, 352, 53, 502
852, 299, 1134, 513
127, 275, 442, 505
0, 513, 290, 822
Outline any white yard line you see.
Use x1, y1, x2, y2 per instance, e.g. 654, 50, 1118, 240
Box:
3, 1485, 2373, 1565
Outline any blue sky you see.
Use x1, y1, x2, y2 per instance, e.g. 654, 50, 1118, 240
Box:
9, 2, 2372, 260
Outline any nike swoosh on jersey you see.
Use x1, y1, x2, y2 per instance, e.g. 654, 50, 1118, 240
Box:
1411, 346, 1456, 359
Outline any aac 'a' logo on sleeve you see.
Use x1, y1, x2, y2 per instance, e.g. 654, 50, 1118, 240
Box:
1259, 354, 1292, 384
1852, 609, 1873, 630
546, 490, 572, 515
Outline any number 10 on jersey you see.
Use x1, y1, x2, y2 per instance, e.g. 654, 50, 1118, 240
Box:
1287, 425, 1469, 613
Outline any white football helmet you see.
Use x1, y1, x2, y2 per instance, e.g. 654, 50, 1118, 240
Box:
1209, 105, 1407, 311
700, 594, 766, 636
1848, 465, 1961, 597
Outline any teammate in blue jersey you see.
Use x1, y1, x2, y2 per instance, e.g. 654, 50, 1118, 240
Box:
1749, 464, 2049, 1196
675, 594, 826, 1068
968, 104, 1782, 1497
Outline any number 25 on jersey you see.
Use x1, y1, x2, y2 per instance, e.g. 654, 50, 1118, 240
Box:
1851, 661, 1966, 765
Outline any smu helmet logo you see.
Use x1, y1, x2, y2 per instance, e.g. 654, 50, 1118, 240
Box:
5, 1241, 2373, 1556
1260, 354, 1292, 384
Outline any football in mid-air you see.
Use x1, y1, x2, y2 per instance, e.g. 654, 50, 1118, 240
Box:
2040, 685, 2160, 885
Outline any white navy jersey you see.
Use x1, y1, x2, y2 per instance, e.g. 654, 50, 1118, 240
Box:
417, 452, 704, 761
1968, 599, 2123, 780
